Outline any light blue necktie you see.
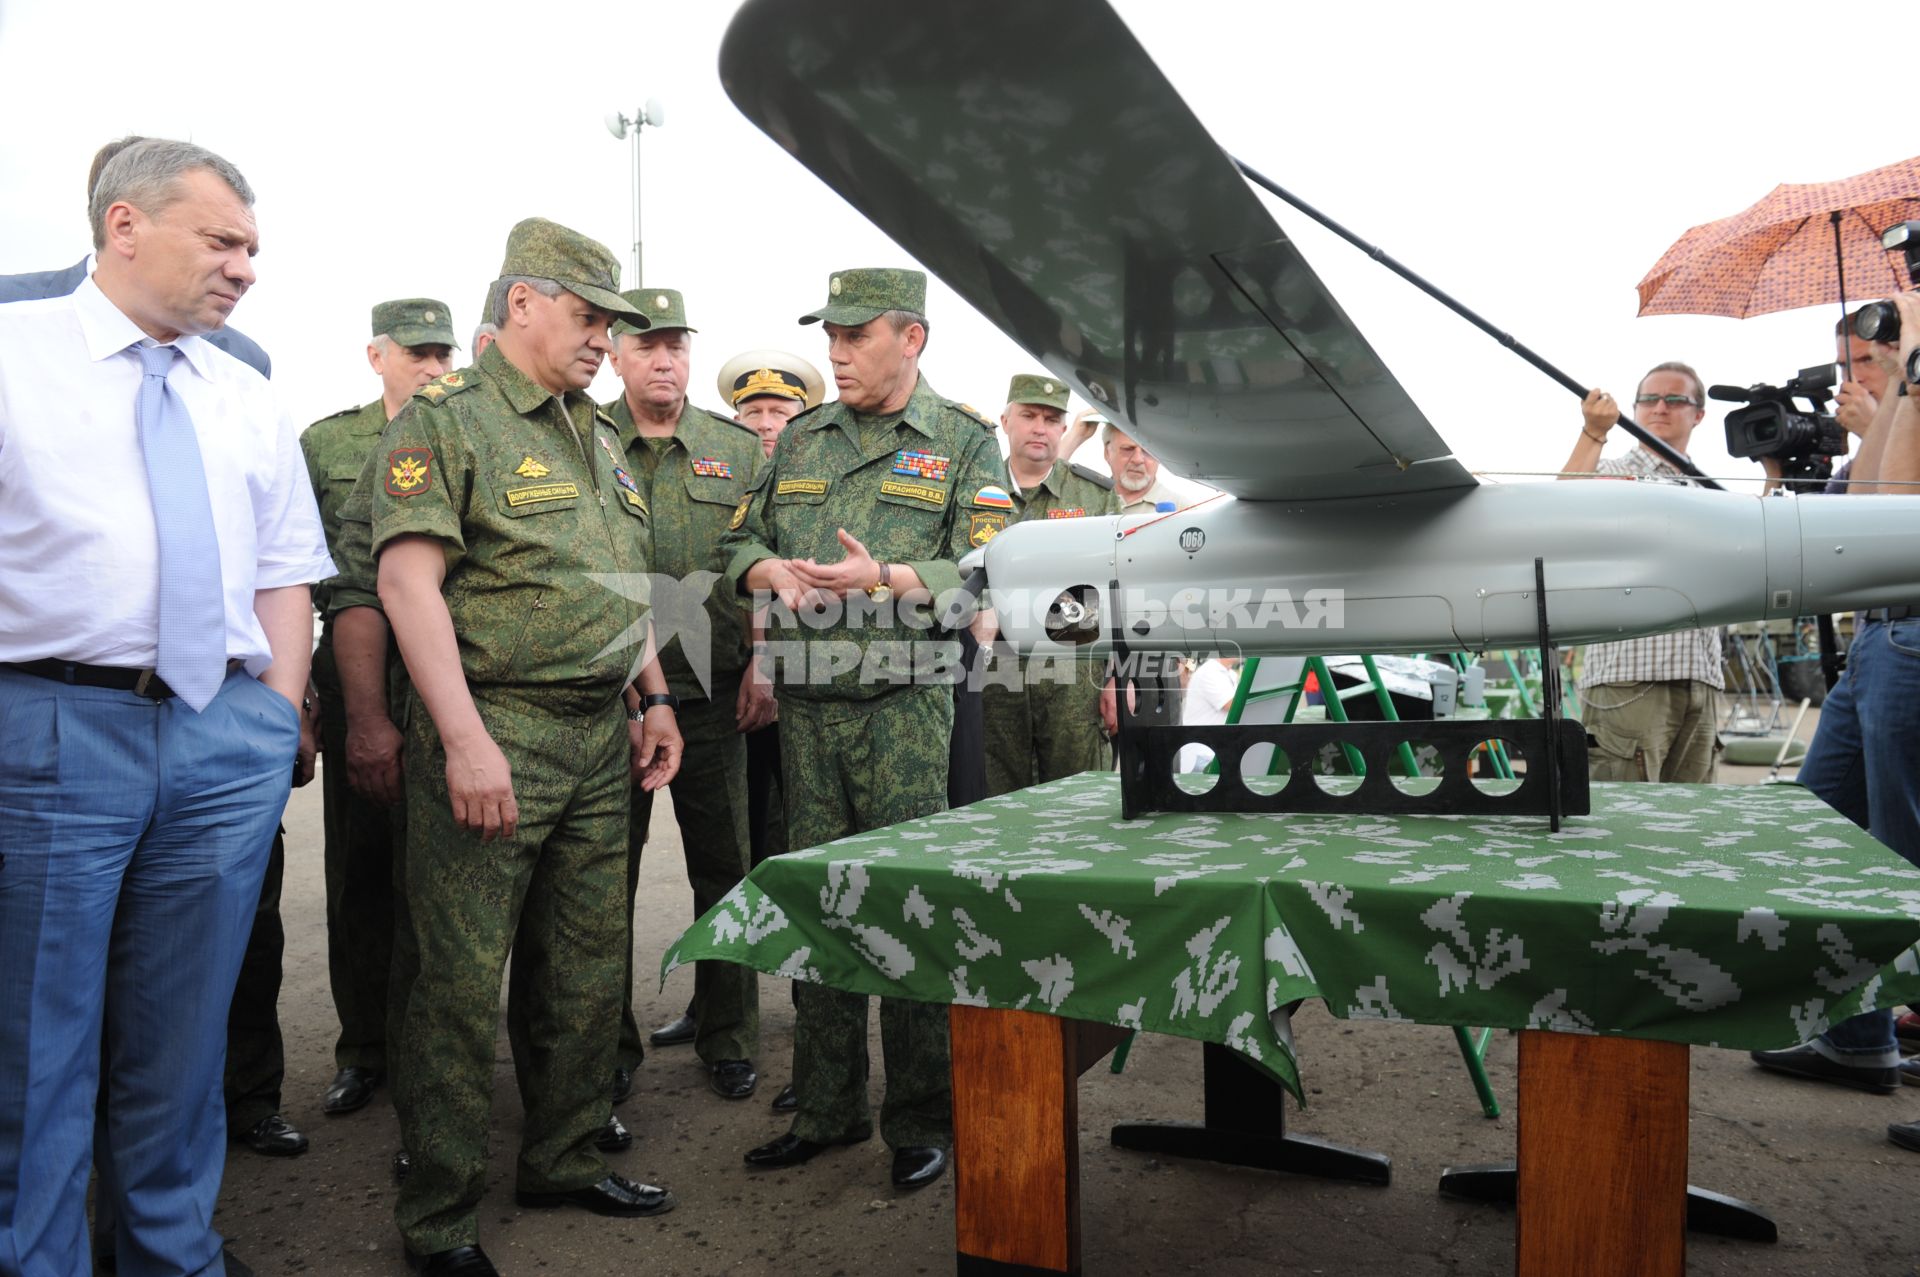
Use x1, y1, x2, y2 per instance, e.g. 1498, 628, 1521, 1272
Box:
135, 343, 226, 710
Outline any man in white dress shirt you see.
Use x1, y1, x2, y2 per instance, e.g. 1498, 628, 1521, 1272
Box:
0, 139, 331, 1277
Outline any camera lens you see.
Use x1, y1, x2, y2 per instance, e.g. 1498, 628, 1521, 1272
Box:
1855, 300, 1900, 344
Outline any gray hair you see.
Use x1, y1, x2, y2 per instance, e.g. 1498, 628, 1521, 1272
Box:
471, 322, 500, 349
491, 276, 567, 326
882, 308, 930, 351
88, 138, 254, 250
369, 334, 394, 354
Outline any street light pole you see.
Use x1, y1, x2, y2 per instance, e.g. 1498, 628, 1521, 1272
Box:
605, 100, 666, 287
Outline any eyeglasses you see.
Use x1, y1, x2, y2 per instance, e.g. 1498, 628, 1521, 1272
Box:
1635, 393, 1699, 408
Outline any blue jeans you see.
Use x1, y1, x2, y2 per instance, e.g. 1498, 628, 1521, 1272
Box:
0, 668, 297, 1277
1798, 617, 1920, 1064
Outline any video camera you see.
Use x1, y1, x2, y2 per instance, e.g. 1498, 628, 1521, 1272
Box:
1709, 365, 1848, 492
1851, 221, 1920, 343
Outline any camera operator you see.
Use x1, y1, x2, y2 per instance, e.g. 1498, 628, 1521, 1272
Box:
1558, 362, 1725, 783
1756, 315, 1899, 495
1828, 313, 1899, 490
1750, 291, 1920, 1146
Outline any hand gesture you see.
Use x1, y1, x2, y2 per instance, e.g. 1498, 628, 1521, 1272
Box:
346, 713, 406, 805
446, 731, 517, 841
631, 706, 684, 791
788, 529, 881, 599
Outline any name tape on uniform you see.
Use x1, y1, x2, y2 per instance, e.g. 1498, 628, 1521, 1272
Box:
505, 482, 581, 508
880, 480, 946, 507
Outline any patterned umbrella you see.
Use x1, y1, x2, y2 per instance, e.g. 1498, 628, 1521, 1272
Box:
1636, 156, 1920, 319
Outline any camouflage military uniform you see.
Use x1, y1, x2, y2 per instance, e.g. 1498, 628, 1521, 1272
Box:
720, 368, 1004, 1151
981, 457, 1120, 797
603, 390, 764, 1070
301, 398, 401, 1076
371, 338, 655, 1255
324, 451, 420, 1113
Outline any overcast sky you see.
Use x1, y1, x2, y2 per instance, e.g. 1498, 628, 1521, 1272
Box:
0, 0, 1893, 494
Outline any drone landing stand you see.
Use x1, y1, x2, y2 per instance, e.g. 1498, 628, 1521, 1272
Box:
1114, 559, 1590, 828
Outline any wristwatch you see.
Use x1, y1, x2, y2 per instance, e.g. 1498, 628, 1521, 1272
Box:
628, 692, 680, 720
1905, 346, 1920, 389
866, 561, 893, 602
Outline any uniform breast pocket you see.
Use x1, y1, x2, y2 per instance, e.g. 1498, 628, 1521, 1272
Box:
684, 473, 744, 510
326, 463, 365, 523
873, 482, 950, 559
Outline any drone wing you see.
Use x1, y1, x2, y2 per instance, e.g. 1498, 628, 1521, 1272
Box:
719, 0, 1473, 501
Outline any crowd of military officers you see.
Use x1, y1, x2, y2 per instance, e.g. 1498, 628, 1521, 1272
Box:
274, 216, 1179, 1276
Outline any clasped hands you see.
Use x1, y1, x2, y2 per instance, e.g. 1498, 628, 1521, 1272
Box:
761, 528, 883, 611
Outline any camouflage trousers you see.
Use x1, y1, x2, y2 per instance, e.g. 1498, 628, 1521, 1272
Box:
313, 642, 398, 1073
980, 646, 1110, 798
619, 675, 758, 1068
393, 692, 628, 1255
781, 685, 954, 1150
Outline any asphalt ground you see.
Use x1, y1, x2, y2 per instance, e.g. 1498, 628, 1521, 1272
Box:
200, 716, 1920, 1276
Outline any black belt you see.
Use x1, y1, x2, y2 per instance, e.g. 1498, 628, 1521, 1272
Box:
2, 659, 238, 700
1863, 606, 1918, 624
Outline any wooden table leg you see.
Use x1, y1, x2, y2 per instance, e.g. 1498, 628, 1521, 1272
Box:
1515, 1030, 1688, 1277
951, 1004, 1081, 1275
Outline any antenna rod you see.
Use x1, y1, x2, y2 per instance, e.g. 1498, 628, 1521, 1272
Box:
1233, 157, 1722, 491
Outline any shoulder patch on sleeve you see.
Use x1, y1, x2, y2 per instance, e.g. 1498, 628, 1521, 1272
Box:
386, 448, 433, 496
1068, 462, 1116, 491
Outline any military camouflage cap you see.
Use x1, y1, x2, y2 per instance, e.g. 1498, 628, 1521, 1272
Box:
496, 217, 647, 324
1006, 373, 1069, 411
613, 287, 695, 337
798, 267, 927, 326
372, 297, 458, 349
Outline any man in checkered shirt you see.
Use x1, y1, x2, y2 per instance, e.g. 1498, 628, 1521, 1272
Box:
1558, 361, 1724, 782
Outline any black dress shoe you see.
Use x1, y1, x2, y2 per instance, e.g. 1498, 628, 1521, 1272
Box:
771, 1082, 798, 1112
221, 1249, 257, 1277
890, 1145, 949, 1189
323, 1066, 383, 1115
393, 1150, 412, 1183
515, 1172, 674, 1217
743, 1129, 868, 1169
595, 1111, 633, 1153
1750, 1044, 1900, 1094
709, 1058, 758, 1100
403, 1243, 500, 1275
234, 1113, 309, 1157
649, 1012, 697, 1047
610, 1065, 634, 1104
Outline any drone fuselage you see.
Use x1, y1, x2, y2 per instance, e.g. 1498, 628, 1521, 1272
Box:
976, 483, 1920, 656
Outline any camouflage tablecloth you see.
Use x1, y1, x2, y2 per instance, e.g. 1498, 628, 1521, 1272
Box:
665, 775, 1920, 1099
